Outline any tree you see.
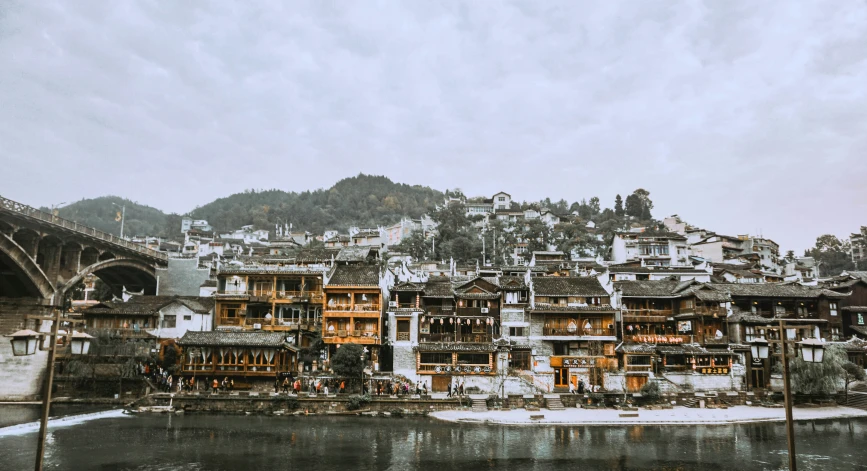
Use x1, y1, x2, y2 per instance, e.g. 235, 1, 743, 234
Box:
331, 343, 364, 381
395, 230, 429, 260
588, 197, 601, 217
614, 194, 624, 216
524, 219, 552, 253
789, 344, 851, 397
805, 235, 855, 276
625, 189, 653, 220
439, 232, 482, 263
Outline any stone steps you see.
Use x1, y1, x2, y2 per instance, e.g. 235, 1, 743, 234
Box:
471, 398, 488, 412
546, 396, 565, 411
847, 391, 867, 411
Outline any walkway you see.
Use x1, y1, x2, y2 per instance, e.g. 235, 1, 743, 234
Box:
431, 405, 867, 426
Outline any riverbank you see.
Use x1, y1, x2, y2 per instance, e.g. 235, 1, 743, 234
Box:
431, 405, 867, 426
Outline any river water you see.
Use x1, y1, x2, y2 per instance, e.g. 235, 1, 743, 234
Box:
0, 408, 865, 470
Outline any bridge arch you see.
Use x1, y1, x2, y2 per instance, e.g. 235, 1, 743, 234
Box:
59, 257, 157, 298
0, 233, 55, 299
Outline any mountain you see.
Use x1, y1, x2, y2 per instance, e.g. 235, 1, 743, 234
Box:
50, 196, 170, 237
190, 174, 443, 234
51, 175, 443, 237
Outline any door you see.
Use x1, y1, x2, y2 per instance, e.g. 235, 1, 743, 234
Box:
432, 376, 450, 392
751, 369, 765, 389
626, 375, 648, 392
554, 368, 569, 388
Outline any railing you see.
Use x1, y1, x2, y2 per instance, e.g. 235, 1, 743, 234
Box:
0, 194, 168, 262
423, 306, 454, 316
456, 307, 499, 317
543, 327, 616, 336
325, 304, 380, 312
323, 330, 379, 338
623, 309, 673, 316
418, 363, 493, 373
700, 335, 730, 345
625, 364, 653, 372
419, 333, 492, 343
396, 332, 410, 341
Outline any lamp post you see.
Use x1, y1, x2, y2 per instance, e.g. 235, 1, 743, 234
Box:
360, 347, 369, 394
749, 320, 825, 471
8, 310, 91, 471
112, 202, 126, 239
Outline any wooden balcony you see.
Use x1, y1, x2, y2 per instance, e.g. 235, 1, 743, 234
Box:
456, 307, 499, 317
324, 304, 381, 313
322, 330, 380, 344
423, 306, 454, 316
542, 327, 616, 337
700, 335, 730, 345
419, 333, 492, 343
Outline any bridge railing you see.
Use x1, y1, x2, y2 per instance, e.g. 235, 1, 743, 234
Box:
0, 195, 168, 262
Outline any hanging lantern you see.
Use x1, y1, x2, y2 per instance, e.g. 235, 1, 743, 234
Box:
439, 318, 443, 324
467, 319, 471, 325
476, 319, 481, 325
430, 317, 434, 324
421, 316, 426, 323
449, 318, 453, 324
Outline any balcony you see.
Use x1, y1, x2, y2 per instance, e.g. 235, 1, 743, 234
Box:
423, 306, 455, 316
324, 304, 381, 313
322, 330, 380, 344
419, 333, 493, 343
456, 307, 499, 317
700, 335, 730, 345
542, 327, 616, 337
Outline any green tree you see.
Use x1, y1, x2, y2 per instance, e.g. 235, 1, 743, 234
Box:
395, 230, 429, 260
625, 189, 653, 220
439, 232, 482, 263
614, 194, 624, 216
524, 219, 552, 253
331, 343, 364, 381
789, 344, 851, 397
805, 235, 855, 276
588, 197, 601, 217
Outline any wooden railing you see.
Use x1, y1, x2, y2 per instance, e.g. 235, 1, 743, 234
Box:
423, 306, 454, 316
543, 327, 616, 336
419, 333, 492, 343
325, 304, 380, 312
396, 332, 410, 341
456, 307, 499, 317
0, 194, 168, 262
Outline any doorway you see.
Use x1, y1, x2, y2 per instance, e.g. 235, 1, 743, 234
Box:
554, 368, 569, 388
751, 368, 765, 389
432, 376, 451, 392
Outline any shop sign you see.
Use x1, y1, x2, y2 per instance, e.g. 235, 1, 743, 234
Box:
551, 356, 603, 368
631, 335, 684, 344
698, 367, 729, 375
432, 365, 492, 374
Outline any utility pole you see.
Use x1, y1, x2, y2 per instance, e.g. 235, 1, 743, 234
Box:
112, 202, 126, 239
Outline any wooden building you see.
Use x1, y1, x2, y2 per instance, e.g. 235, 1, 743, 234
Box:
322, 265, 383, 370
178, 331, 298, 384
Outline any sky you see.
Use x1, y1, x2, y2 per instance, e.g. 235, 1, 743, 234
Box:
1, 1, 866, 255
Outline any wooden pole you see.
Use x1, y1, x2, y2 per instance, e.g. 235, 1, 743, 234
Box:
779, 319, 797, 471
35, 308, 61, 471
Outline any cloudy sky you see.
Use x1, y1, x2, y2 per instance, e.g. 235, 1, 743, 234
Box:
1, 1, 865, 253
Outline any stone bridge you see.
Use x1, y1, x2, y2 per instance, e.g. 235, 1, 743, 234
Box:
0, 194, 168, 399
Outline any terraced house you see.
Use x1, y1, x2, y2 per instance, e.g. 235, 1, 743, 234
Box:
214, 264, 327, 338
322, 265, 387, 371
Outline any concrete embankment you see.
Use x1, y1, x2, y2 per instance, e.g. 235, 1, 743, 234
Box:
430, 405, 867, 426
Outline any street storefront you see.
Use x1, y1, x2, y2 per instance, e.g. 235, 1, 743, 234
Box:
415, 343, 496, 392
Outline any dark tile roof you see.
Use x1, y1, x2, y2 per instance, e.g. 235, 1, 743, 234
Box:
616, 343, 658, 354
392, 282, 425, 292
608, 266, 707, 274
532, 277, 608, 297
423, 280, 454, 298
721, 283, 848, 299
842, 306, 867, 312
498, 276, 528, 290
614, 280, 682, 298
335, 246, 373, 262
327, 265, 380, 287
178, 331, 295, 349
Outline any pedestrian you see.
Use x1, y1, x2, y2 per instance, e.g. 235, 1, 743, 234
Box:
316, 381, 322, 394
423, 381, 428, 395
294, 379, 301, 395
229, 379, 234, 391
447, 382, 452, 398
340, 380, 345, 394
167, 375, 173, 393
212, 378, 219, 393
415, 383, 421, 395
458, 381, 464, 396
577, 379, 585, 394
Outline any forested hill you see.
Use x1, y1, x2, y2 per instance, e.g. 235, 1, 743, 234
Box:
190, 174, 443, 233
49, 196, 170, 237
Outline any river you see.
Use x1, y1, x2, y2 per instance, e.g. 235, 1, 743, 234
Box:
0, 408, 865, 470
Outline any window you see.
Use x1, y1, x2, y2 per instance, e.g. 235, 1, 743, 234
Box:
397, 320, 410, 341
498, 196, 506, 201
162, 315, 176, 328
456, 353, 489, 365
509, 327, 526, 337
858, 313, 865, 326
183, 315, 192, 321
510, 350, 531, 370
830, 303, 838, 317
420, 352, 451, 364
745, 326, 756, 342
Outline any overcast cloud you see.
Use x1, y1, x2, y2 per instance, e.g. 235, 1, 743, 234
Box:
1, 1, 865, 253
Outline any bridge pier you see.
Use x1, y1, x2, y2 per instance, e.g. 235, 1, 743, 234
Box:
0, 297, 54, 400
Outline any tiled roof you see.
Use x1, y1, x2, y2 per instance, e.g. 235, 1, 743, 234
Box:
392, 282, 425, 292
498, 276, 528, 290
842, 306, 867, 312
533, 277, 608, 296
614, 280, 682, 298
178, 331, 295, 349
423, 280, 454, 298
608, 266, 707, 274
616, 343, 657, 354
721, 283, 847, 299
83, 295, 215, 316
336, 246, 373, 262
849, 326, 867, 338
327, 265, 380, 286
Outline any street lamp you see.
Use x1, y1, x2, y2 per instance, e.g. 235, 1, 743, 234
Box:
360, 347, 369, 393
749, 322, 826, 471
7, 330, 41, 356
10, 313, 91, 471
111, 202, 126, 239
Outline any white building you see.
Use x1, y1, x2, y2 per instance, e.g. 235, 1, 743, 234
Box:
609, 231, 691, 267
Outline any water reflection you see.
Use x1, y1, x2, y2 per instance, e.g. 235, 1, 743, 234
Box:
0, 412, 864, 470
